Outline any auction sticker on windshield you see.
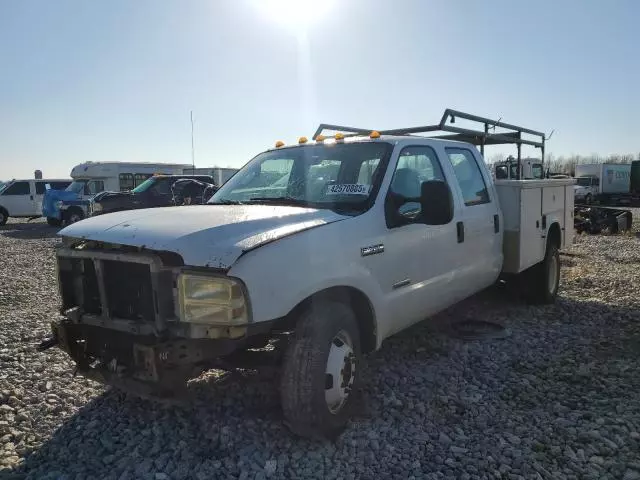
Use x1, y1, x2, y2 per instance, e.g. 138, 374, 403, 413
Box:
326, 184, 371, 195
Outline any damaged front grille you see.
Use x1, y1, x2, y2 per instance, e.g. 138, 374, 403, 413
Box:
103, 260, 154, 322
57, 248, 178, 327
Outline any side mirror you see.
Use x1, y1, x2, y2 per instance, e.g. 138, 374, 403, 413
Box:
420, 181, 454, 225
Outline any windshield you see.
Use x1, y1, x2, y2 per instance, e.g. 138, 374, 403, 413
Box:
0, 182, 6, 194
66, 180, 86, 193
576, 177, 592, 187
132, 177, 157, 193
209, 142, 393, 211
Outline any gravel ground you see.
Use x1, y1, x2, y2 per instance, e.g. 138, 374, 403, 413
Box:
1, 215, 639, 480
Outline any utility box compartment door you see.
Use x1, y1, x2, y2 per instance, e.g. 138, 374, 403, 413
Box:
519, 187, 544, 271
542, 186, 565, 215
563, 185, 575, 248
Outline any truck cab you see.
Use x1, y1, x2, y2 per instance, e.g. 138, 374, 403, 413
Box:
89, 174, 217, 216
574, 175, 599, 204
41, 109, 573, 439
494, 156, 544, 180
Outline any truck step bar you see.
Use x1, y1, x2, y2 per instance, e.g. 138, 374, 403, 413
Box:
574, 205, 633, 234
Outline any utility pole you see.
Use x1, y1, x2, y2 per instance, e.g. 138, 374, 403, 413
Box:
190, 110, 195, 173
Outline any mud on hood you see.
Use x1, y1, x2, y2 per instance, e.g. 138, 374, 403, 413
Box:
58, 205, 349, 268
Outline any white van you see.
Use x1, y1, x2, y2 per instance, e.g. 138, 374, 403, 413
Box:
0, 179, 71, 225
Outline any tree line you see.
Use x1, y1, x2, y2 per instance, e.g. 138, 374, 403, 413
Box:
487, 153, 640, 176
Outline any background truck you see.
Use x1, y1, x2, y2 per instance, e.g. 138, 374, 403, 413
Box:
573, 163, 632, 205
493, 156, 545, 180
40, 109, 574, 439
0, 178, 71, 226
88, 174, 217, 217
43, 161, 192, 226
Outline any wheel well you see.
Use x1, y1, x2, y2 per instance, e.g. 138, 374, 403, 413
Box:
0, 206, 8, 216
65, 206, 84, 216
548, 222, 561, 248
285, 286, 377, 354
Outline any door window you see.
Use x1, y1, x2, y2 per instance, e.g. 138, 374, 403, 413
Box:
446, 148, 490, 206
150, 180, 172, 195
2, 181, 30, 195
388, 146, 445, 221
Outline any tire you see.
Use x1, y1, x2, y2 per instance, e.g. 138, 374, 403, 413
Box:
46, 217, 62, 227
525, 239, 560, 305
0, 208, 7, 226
64, 209, 84, 226
280, 300, 362, 439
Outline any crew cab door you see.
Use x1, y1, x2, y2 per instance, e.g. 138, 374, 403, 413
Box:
377, 145, 463, 338
444, 147, 502, 295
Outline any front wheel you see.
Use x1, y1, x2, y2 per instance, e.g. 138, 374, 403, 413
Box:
0, 209, 7, 226
64, 209, 84, 226
525, 240, 560, 304
280, 301, 362, 439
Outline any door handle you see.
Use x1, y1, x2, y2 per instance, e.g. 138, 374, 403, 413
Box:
493, 214, 500, 233
456, 221, 464, 243
30, 195, 34, 200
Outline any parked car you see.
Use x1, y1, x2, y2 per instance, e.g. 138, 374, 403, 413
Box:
88, 175, 216, 216
40, 109, 574, 439
0, 179, 71, 226
43, 161, 193, 226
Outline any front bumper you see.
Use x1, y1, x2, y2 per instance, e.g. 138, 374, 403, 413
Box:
46, 320, 261, 393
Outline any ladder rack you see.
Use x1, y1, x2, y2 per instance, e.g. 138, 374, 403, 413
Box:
313, 108, 548, 165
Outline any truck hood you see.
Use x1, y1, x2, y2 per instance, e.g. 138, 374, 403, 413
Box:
44, 189, 79, 202
58, 205, 349, 268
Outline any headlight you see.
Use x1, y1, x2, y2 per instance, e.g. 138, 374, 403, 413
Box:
92, 203, 102, 213
55, 201, 64, 209
178, 273, 249, 326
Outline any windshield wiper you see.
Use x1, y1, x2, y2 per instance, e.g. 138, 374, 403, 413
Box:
210, 199, 244, 205
246, 196, 311, 207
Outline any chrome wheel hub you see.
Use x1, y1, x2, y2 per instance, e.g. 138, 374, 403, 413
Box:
325, 330, 356, 414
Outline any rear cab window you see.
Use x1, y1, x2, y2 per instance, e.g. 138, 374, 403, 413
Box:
445, 148, 491, 206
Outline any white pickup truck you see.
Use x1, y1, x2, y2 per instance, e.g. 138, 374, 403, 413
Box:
40, 110, 574, 439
